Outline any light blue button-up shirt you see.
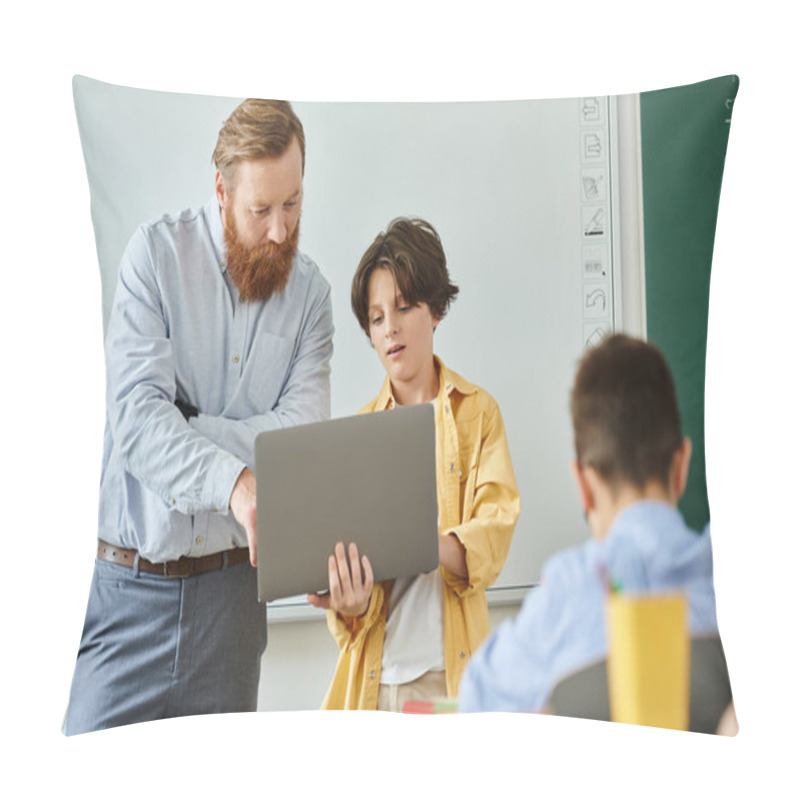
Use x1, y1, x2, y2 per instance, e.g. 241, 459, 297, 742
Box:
98, 197, 334, 563
458, 501, 721, 712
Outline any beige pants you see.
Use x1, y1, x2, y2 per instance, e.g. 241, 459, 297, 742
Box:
377, 670, 448, 712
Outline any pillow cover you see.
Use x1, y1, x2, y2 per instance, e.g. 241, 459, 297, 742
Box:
68, 74, 738, 728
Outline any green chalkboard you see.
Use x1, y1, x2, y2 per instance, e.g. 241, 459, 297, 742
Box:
640, 75, 739, 531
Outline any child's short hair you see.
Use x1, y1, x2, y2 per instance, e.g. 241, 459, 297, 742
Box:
570, 334, 683, 493
351, 217, 459, 337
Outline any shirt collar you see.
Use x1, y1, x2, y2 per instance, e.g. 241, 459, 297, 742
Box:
373, 356, 479, 410
204, 195, 227, 273
606, 500, 686, 544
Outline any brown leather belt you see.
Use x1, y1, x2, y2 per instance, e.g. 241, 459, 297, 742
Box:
97, 539, 250, 578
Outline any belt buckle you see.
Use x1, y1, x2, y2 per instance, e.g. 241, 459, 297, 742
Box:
163, 558, 192, 579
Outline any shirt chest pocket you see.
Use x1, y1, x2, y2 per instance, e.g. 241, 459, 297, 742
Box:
454, 417, 483, 523
455, 438, 478, 522
459, 461, 478, 523
236, 331, 295, 414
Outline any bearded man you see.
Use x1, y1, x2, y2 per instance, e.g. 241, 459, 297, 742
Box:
64, 100, 334, 735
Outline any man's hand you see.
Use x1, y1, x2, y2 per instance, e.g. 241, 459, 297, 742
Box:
307, 542, 374, 617
230, 467, 257, 566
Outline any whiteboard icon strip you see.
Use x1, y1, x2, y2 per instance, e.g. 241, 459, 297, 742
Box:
580, 97, 613, 348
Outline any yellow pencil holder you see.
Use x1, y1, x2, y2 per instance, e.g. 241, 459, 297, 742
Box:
605, 592, 689, 731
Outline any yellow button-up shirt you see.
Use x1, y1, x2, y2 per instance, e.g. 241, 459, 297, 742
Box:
321, 358, 520, 709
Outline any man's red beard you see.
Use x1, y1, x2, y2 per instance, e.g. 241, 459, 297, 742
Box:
223, 213, 299, 302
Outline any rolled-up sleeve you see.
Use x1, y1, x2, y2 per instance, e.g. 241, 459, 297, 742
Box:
444, 403, 520, 595
458, 584, 551, 712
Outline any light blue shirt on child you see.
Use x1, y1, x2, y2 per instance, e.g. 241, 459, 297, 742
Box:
458, 501, 720, 712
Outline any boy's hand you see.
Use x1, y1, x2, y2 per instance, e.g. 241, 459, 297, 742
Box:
439, 531, 468, 579
307, 542, 374, 617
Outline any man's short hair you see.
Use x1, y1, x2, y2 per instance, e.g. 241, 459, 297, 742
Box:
213, 99, 305, 186
351, 217, 459, 337
570, 334, 683, 493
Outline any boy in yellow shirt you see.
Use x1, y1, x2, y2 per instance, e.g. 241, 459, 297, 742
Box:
308, 217, 520, 710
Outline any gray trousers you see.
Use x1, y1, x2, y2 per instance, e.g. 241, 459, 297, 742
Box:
64, 556, 267, 735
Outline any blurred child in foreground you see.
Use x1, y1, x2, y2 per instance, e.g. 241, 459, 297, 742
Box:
459, 334, 728, 722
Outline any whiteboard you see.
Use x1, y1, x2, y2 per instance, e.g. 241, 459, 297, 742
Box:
73, 76, 645, 596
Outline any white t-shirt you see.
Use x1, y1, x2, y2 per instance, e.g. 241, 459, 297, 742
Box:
380, 400, 445, 685
380, 569, 445, 684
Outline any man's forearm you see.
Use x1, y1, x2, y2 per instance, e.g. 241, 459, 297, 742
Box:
188, 336, 332, 466
113, 391, 247, 515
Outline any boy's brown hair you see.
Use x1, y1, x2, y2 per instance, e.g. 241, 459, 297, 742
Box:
351, 217, 459, 337
570, 334, 683, 493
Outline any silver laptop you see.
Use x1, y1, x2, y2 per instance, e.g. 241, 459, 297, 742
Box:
255, 403, 439, 603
